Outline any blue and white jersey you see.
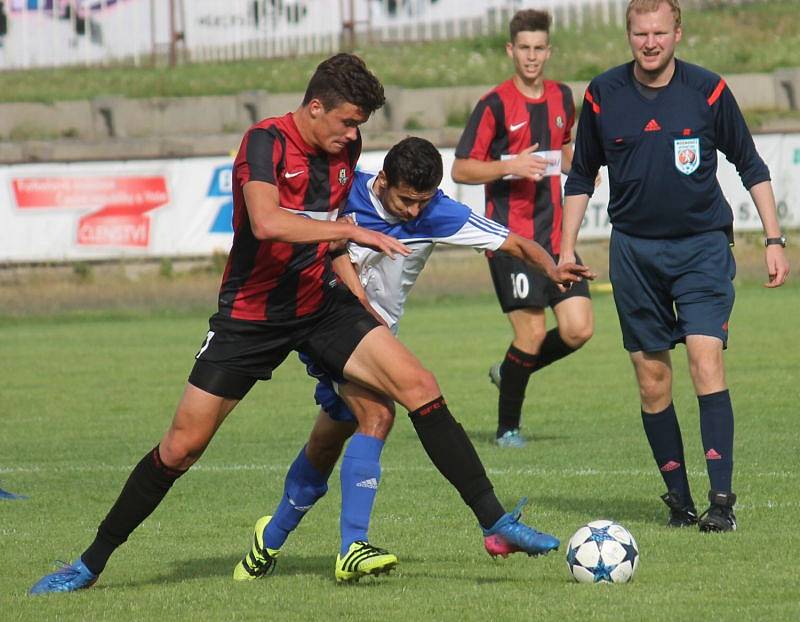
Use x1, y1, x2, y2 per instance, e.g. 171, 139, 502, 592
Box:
343, 171, 509, 333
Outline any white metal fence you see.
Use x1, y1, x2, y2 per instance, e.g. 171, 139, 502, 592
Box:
0, 0, 769, 70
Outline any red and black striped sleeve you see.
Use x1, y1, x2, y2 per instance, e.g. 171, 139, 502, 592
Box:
235, 126, 285, 187
559, 83, 576, 145
455, 95, 499, 160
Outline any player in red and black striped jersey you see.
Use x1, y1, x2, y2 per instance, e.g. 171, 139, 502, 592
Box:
452, 9, 594, 448
219, 109, 362, 321
31, 54, 560, 596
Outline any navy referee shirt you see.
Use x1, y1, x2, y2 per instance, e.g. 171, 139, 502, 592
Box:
565, 59, 770, 238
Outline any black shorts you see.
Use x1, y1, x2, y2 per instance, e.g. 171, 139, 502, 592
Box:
488, 250, 591, 313
188, 285, 381, 400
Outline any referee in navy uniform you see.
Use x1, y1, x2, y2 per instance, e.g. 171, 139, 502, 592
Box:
561, 0, 789, 532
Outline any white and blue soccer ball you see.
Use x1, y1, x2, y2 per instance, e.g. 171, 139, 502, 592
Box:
566, 520, 639, 584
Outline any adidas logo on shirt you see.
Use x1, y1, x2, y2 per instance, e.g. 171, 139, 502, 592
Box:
644, 118, 662, 132
356, 478, 379, 489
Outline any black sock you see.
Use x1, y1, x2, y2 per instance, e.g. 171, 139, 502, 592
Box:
531, 328, 578, 371
698, 390, 734, 493
497, 333, 580, 436
641, 403, 692, 503
497, 344, 538, 435
81, 445, 186, 575
409, 397, 504, 528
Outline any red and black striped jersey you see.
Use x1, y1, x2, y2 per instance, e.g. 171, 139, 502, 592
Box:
218, 112, 360, 321
456, 79, 574, 255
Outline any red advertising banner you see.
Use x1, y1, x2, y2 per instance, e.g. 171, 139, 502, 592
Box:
12, 175, 169, 247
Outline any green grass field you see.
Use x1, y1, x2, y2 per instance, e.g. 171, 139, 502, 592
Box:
1, 283, 799, 621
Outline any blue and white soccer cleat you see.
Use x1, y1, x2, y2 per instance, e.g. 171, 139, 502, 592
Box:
496, 429, 527, 448
29, 559, 98, 595
482, 497, 559, 557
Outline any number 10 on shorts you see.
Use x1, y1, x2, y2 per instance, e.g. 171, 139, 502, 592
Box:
511, 273, 529, 299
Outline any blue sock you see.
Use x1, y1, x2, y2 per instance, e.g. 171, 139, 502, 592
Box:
262, 446, 329, 550
698, 390, 734, 493
339, 433, 384, 555
641, 402, 692, 503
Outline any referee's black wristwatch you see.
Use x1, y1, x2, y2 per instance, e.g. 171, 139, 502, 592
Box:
764, 235, 787, 248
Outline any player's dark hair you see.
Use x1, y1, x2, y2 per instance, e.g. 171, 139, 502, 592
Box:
302, 53, 385, 114
626, 0, 681, 31
509, 9, 551, 41
383, 137, 443, 192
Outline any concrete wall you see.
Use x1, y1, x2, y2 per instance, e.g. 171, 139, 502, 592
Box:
1, 67, 797, 164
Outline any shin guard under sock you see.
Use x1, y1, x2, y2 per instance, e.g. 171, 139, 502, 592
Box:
81, 445, 186, 575
263, 446, 330, 551
641, 403, 691, 503
339, 434, 384, 554
409, 397, 504, 528
698, 390, 734, 493
532, 328, 578, 370
498, 345, 538, 434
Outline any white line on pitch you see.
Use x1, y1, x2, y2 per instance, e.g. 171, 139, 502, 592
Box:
1, 463, 796, 480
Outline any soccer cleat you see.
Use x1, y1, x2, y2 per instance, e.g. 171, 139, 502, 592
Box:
482, 497, 559, 557
335, 541, 397, 583
29, 559, 98, 595
699, 491, 737, 533
496, 428, 527, 448
483, 534, 518, 558
233, 515, 280, 581
488, 362, 502, 389
660, 490, 698, 527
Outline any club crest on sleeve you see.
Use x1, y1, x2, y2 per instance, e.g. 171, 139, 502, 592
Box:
555, 115, 564, 129
674, 138, 700, 175
338, 168, 349, 185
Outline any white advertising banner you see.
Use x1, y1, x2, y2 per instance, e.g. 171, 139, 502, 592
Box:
1, 135, 798, 264
1, 157, 235, 262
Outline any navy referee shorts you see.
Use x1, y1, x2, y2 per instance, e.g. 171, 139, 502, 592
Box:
609, 228, 736, 353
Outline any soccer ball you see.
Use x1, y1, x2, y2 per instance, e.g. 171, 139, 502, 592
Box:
566, 520, 639, 584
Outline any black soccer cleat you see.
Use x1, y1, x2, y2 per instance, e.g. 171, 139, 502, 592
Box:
698, 490, 737, 532
660, 490, 698, 528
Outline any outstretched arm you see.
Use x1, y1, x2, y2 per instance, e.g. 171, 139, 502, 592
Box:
749, 180, 790, 288
243, 180, 410, 258
499, 232, 596, 288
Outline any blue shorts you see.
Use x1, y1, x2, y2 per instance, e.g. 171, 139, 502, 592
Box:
298, 352, 356, 423
609, 229, 736, 353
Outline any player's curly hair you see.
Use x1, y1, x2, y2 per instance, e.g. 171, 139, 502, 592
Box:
383, 137, 443, 191
302, 53, 385, 114
626, 0, 681, 31
509, 9, 551, 41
